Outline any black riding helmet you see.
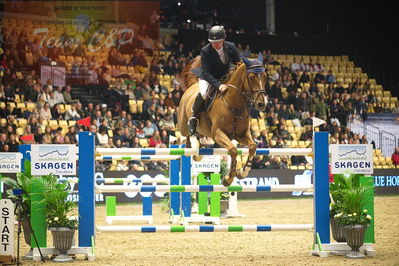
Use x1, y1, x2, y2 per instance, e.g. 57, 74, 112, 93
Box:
208, 26, 226, 42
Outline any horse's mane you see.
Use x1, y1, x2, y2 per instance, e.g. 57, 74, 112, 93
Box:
220, 61, 244, 83
179, 58, 244, 89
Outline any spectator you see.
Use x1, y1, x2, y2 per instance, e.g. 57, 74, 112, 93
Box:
149, 130, 163, 147
39, 103, 52, 121
53, 86, 66, 104
299, 71, 311, 83
297, 92, 311, 113
64, 103, 81, 120
0, 133, 8, 151
65, 126, 78, 144
291, 155, 308, 166
53, 127, 65, 144
63, 86, 78, 104
158, 112, 175, 134
325, 70, 336, 84
34, 127, 44, 144
1, 144, 10, 152
143, 120, 155, 138
97, 127, 109, 147
87, 66, 99, 95
51, 104, 64, 120
392, 148, 399, 166
314, 70, 325, 84
242, 44, 251, 57
290, 58, 301, 73
112, 127, 123, 144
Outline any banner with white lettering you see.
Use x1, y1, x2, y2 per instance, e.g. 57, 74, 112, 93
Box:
31, 145, 77, 175
0, 153, 22, 173
192, 156, 221, 174
330, 144, 373, 174
0, 199, 14, 256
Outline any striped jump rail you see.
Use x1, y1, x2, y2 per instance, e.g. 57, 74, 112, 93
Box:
97, 224, 314, 233
58, 178, 169, 184
96, 147, 313, 156
96, 155, 180, 161
95, 184, 313, 193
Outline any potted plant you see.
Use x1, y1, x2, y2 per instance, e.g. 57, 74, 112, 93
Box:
40, 174, 78, 262
220, 192, 230, 214
329, 173, 354, 243
1, 160, 36, 260
334, 183, 372, 259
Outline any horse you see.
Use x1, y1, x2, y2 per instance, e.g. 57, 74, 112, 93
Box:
178, 53, 267, 186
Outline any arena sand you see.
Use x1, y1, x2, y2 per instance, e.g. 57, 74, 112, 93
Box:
19, 195, 399, 266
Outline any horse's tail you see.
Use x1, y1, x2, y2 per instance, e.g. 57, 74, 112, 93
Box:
180, 55, 201, 89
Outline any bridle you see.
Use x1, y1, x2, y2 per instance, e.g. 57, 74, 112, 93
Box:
223, 63, 266, 107
242, 64, 267, 105
220, 63, 266, 138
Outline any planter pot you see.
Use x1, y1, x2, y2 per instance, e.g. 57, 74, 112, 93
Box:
220, 200, 229, 214
49, 227, 76, 262
330, 218, 346, 242
344, 224, 367, 259
21, 218, 33, 260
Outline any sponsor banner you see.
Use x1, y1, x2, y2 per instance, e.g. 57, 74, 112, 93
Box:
330, 144, 373, 174
0, 153, 22, 173
31, 145, 77, 175
192, 156, 221, 174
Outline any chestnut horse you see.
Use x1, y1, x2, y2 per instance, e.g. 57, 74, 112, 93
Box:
178, 54, 267, 186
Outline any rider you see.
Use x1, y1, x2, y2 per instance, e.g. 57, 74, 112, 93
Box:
188, 25, 241, 136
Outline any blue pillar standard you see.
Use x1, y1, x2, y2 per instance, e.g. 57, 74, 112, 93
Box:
78, 132, 95, 247
313, 131, 330, 244
181, 154, 191, 217
169, 144, 180, 216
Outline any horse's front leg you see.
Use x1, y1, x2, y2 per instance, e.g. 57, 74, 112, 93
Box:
211, 128, 237, 187
235, 130, 257, 179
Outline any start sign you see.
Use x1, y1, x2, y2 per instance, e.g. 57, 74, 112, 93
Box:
0, 199, 14, 256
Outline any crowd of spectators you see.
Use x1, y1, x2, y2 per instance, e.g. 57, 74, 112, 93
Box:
1, 19, 397, 170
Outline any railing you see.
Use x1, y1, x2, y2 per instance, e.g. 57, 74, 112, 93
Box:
349, 117, 397, 157
381, 131, 396, 157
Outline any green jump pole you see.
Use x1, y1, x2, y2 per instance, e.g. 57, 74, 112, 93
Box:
360, 176, 375, 243
210, 173, 221, 217
106, 196, 116, 216
198, 173, 208, 215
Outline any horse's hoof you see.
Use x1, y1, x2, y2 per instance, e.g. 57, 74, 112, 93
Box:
222, 176, 232, 187
193, 155, 203, 162
237, 169, 247, 179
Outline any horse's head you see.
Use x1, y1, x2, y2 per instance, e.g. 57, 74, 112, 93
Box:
241, 53, 268, 111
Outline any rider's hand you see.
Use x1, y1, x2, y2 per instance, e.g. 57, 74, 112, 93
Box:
219, 84, 228, 93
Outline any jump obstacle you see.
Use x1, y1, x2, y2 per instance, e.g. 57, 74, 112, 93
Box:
19, 131, 375, 260
58, 154, 231, 225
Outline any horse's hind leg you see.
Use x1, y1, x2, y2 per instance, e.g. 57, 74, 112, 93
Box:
211, 128, 237, 187
235, 131, 257, 179
185, 135, 192, 148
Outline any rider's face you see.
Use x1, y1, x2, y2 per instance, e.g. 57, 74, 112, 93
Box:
211, 40, 224, 51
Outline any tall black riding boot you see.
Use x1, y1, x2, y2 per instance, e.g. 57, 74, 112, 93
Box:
188, 93, 205, 136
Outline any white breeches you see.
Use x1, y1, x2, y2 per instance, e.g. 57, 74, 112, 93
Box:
199, 79, 209, 100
